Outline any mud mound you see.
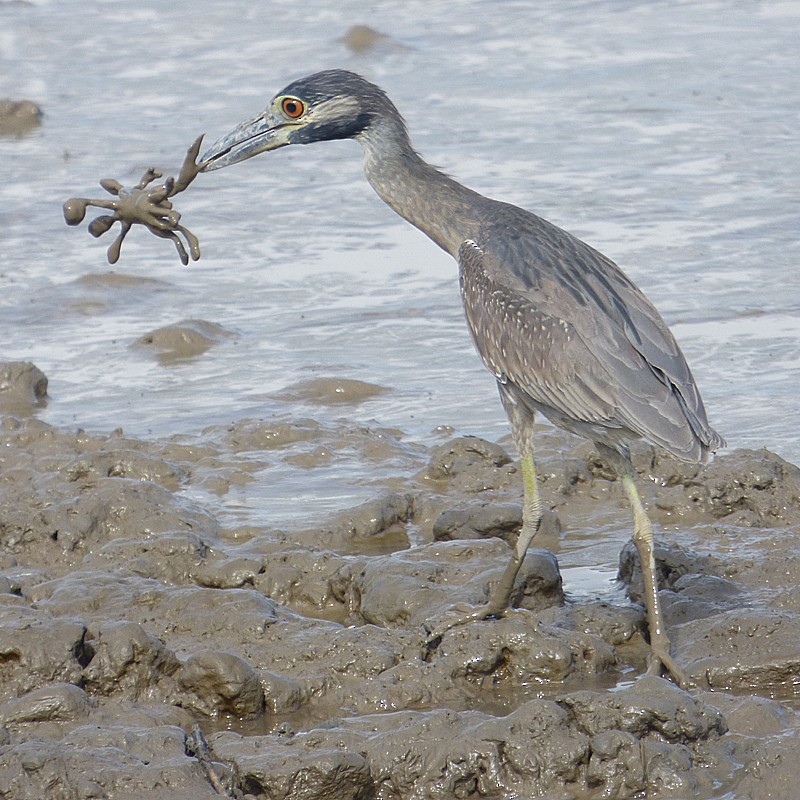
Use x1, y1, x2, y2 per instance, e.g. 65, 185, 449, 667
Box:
2, 369, 800, 798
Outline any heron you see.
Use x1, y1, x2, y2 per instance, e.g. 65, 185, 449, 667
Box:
200, 70, 724, 688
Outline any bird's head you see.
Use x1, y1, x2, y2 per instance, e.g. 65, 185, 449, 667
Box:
200, 69, 400, 172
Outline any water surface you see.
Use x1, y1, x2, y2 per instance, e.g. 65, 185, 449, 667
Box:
2, 0, 798, 531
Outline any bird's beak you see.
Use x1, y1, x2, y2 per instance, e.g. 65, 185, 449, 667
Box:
200, 109, 292, 172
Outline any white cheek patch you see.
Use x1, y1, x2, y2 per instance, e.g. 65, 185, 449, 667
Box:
307, 95, 361, 122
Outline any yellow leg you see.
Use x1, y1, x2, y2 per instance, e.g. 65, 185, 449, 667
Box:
425, 448, 543, 643
619, 472, 690, 689
486, 450, 543, 614
424, 388, 542, 644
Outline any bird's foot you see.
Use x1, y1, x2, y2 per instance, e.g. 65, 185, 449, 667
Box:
646, 647, 693, 691
422, 601, 507, 658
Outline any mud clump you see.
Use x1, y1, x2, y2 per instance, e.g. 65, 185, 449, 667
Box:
212, 680, 729, 799
62, 135, 205, 265
340, 25, 410, 54
134, 319, 238, 364
631, 444, 800, 526
2, 370, 800, 798
272, 376, 389, 406
0, 100, 41, 137
0, 361, 47, 411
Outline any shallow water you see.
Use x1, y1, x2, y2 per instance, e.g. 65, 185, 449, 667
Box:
2, 0, 799, 536
3, 8, 800, 797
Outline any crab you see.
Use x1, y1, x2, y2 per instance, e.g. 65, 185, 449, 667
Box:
63, 134, 205, 265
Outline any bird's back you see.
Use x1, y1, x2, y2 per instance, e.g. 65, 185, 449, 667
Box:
459, 200, 724, 463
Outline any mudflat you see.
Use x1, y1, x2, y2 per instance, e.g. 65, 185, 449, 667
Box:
1, 360, 798, 799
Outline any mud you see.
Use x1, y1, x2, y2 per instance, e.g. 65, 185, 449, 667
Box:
0, 362, 47, 412
134, 320, 238, 365
0, 360, 799, 799
0, 100, 41, 138
271, 377, 389, 406
340, 25, 411, 55
62, 136, 205, 265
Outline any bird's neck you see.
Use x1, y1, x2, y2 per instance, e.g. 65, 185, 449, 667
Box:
358, 121, 486, 257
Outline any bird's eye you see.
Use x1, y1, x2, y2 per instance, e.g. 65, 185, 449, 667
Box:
281, 97, 305, 118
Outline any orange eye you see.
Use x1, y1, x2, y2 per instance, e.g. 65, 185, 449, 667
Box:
281, 97, 305, 118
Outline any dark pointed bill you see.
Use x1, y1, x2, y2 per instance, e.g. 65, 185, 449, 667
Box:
200, 113, 288, 172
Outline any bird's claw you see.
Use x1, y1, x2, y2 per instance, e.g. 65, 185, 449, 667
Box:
647, 648, 693, 691
63, 134, 206, 265
421, 601, 506, 659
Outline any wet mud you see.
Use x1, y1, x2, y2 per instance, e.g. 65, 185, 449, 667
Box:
134, 320, 238, 366
340, 25, 411, 55
1, 360, 799, 799
62, 136, 205, 266
0, 100, 41, 138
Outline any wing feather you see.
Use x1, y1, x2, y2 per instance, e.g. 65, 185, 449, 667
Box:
458, 222, 723, 462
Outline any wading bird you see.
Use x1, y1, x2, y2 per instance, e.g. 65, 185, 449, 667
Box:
201, 70, 724, 688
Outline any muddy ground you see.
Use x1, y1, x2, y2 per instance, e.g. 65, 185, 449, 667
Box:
1, 355, 800, 800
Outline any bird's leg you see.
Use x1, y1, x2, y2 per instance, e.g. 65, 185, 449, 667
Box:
424, 454, 541, 648
611, 456, 691, 689
479, 387, 544, 616
482, 444, 544, 617
424, 390, 541, 648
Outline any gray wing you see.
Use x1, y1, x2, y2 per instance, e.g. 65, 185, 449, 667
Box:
458, 224, 723, 462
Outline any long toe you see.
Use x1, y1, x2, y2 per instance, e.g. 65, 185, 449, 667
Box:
647, 648, 693, 690
422, 601, 508, 655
